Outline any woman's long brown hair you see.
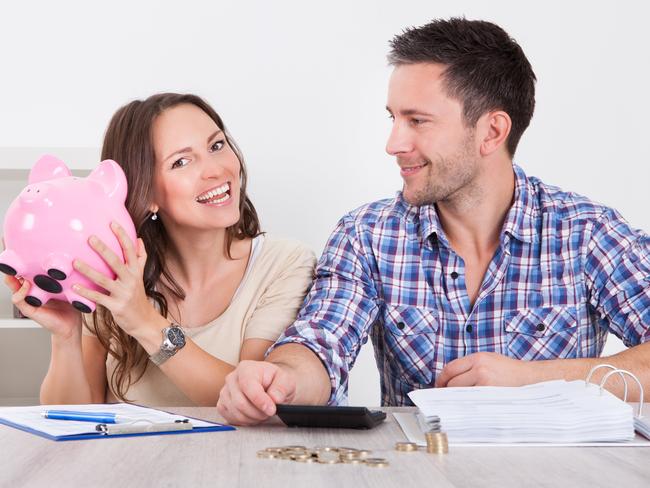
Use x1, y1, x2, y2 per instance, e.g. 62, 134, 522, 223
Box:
88, 93, 261, 401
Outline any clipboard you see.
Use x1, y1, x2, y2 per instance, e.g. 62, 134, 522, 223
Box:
0, 403, 234, 441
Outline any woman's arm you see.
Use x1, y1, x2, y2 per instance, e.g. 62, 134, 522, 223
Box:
4, 275, 108, 404
72, 225, 316, 406
40, 330, 108, 404
130, 318, 272, 406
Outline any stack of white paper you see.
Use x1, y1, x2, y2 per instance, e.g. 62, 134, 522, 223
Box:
408, 380, 635, 443
635, 417, 650, 440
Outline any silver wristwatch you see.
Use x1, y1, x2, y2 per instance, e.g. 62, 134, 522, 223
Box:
149, 324, 186, 366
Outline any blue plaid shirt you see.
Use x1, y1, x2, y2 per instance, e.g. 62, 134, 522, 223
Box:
271, 165, 650, 405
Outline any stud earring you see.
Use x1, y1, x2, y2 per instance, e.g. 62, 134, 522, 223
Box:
151, 212, 158, 221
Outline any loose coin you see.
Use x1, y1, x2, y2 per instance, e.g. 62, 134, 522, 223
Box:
295, 457, 317, 463
365, 458, 390, 468
291, 453, 311, 461
317, 451, 340, 464
337, 447, 360, 455
257, 450, 279, 459
264, 447, 284, 454
339, 451, 362, 461
313, 446, 339, 453
342, 458, 364, 465
354, 449, 372, 459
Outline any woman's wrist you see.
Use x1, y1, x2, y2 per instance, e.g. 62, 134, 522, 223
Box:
50, 322, 83, 345
130, 312, 172, 355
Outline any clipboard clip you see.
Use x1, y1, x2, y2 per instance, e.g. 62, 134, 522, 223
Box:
585, 363, 644, 418
96, 418, 193, 435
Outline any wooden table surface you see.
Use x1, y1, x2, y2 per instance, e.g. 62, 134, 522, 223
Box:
2, 406, 649, 488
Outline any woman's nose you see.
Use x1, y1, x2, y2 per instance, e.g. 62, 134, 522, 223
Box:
201, 156, 226, 179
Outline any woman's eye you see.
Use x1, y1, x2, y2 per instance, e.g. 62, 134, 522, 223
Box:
210, 140, 225, 152
171, 158, 190, 169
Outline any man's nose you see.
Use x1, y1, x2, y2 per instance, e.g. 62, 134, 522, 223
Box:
385, 122, 413, 156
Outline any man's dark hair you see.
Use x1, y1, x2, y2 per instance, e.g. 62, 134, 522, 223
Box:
388, 17, 536, 156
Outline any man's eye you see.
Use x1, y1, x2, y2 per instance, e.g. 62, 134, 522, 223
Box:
210, 140, 225, 152
410, 118, 424, 126
387, 114, 395, 122
171, 158, 189, 169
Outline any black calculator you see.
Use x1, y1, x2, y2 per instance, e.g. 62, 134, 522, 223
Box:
275, 404, 387, 429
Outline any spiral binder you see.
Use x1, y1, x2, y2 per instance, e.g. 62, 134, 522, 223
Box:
585, 364, 650, 440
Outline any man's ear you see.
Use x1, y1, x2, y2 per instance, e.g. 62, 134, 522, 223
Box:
478, 110, 512, 157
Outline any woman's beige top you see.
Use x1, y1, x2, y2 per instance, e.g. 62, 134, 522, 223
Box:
84, 236, 316, 406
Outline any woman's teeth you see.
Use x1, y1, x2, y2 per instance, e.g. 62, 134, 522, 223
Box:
196, 183, 230, 204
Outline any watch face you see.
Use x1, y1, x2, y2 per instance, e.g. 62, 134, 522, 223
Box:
167, 327, 186, 347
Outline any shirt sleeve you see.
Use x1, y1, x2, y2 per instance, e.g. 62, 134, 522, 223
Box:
243, 243, 317, 342
267, 216, 381, 405
585, 209, 650, 346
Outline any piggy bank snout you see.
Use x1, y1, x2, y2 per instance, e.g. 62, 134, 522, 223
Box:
19, 185, 47, 204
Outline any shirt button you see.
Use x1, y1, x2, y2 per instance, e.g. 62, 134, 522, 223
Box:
397, 322, 405, 330
536, 323, 545, 332
450, 271, 459, 279
466, 324, 473, 333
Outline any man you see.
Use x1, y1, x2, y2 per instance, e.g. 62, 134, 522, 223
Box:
217, 18, 650, 425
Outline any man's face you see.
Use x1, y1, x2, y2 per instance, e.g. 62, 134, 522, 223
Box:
386, 63, 479, 206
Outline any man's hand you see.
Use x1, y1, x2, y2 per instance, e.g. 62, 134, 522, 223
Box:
217, 360, 297, 425
435, 352, 536, 388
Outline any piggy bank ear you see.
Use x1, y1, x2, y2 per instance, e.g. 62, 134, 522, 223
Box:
28, 155, 72, 185
87, 160, 128, 202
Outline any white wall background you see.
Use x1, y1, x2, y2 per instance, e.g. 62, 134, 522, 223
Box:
0, 0, 648, 405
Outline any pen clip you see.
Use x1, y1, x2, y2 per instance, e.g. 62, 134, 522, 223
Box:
95, 419, 193, 435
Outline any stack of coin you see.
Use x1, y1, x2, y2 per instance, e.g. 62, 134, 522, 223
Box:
425, 431, 449, 454
395, 441, 418, 452
256, 445, 389, 467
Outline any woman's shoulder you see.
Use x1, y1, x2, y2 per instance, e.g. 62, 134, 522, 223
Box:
261, 234, 316, 260
257, 234, 316, 266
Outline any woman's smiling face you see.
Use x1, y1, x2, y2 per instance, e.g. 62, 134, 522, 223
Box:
151, 103, 242, 232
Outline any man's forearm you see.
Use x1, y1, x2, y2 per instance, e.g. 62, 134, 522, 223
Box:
532, 341, 650, 401
267, 343, 332, 405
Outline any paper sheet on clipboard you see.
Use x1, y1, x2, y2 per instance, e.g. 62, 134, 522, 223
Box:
0, 403, 233, 441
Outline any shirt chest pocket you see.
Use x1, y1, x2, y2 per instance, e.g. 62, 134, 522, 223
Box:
505, 306, 579, 360
382, 305, 440, 385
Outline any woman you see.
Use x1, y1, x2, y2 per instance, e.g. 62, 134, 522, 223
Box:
5, 93, 315, 406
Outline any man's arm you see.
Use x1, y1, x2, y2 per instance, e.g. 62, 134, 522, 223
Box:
435, 343, 650, 400
217, 215, 381, 425
217, 344, 331, 425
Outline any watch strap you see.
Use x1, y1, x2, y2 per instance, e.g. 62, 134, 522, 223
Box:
150, 347, 176, 366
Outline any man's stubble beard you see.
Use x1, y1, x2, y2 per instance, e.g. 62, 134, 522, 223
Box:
403, 132, 479, 207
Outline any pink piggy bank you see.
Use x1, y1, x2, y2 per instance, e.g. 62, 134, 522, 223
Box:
0, 154, 137, 313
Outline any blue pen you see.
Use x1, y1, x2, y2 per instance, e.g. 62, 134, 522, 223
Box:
41, 410, 128, 424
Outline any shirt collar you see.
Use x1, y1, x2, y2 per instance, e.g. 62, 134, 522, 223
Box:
501, 164, 537, 244
394, 192, 450, 247
394, 164, 538, 246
